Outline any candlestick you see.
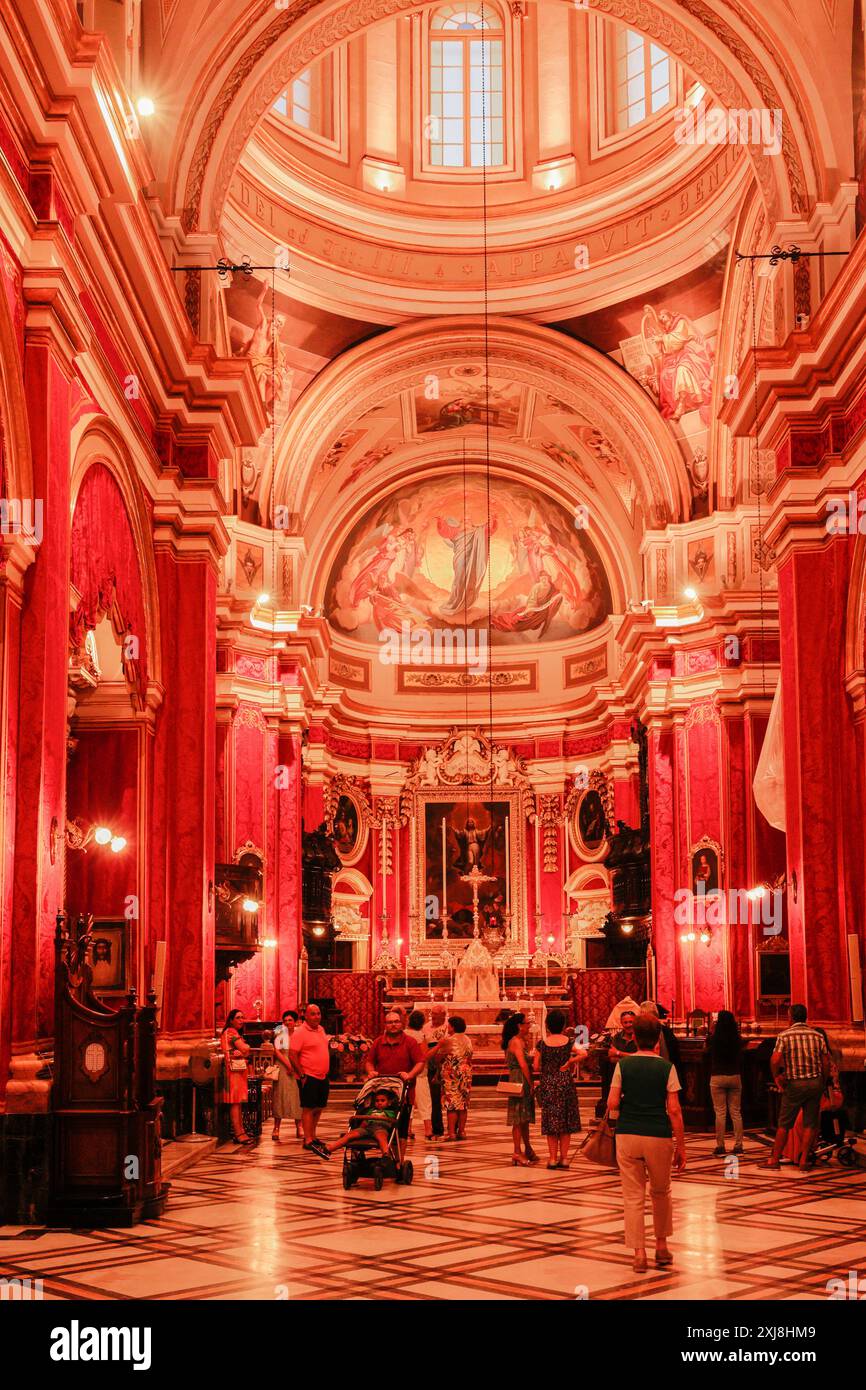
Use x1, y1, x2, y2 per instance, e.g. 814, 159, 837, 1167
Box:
505, 815, 510, 911
534, 816, 540, 912
441, 818, 448, 925
427, 966, 432, 995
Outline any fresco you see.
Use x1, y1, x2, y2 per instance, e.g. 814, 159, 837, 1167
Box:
414, 368, 521, 434
326, 477, 611, 645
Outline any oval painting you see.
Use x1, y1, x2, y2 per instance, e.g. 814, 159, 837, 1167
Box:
331, 793, 365, 865
573, 788, 608, 860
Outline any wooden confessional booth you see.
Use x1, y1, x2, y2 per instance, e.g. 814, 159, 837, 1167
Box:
47, 912, 169, 1227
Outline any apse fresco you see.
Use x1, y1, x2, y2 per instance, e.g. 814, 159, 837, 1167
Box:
326, 477, 611, 645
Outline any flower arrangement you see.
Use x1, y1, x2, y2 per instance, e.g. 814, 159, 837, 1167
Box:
329, 1033, 372, 1052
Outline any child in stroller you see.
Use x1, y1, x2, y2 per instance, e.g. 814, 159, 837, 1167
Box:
310, 1076, 414, 1190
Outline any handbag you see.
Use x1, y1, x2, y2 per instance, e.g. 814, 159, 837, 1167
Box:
229, 1058, 248, 1073
496, 1080, 524, 1097
578, 1113, 617, 1167
264, 1064, 281, 1082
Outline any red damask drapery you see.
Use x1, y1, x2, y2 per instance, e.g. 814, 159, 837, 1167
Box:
69, 462, 149, 699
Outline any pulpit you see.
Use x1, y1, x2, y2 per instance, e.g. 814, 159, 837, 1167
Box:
47, 912, 169, 1227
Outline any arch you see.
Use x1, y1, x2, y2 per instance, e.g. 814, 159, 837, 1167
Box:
170, 0, 824, 238
70, 421, 163, 696
270, 315, 689, 526
332, 867, 374, 899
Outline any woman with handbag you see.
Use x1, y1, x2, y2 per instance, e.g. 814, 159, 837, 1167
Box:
271, 1010, 302, 1142
608, 1012, 686, 1272
501, 1013, 539, 1166
538, 1009, 585, 1169
220, 1009, 253, 1146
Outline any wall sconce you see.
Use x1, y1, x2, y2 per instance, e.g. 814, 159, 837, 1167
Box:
747, 870, 796, 905
65, 819, 127, 853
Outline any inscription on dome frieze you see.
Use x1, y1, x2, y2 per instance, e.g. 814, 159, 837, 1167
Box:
230, 141, 740, 290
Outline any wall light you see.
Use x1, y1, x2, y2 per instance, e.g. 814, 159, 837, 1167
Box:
683, 586, 698, 602
136, 97, 156, 118
241, 897, 259, 914
94, 826, 112, 845
312, 925, 325, 937
110, 836, 127, 854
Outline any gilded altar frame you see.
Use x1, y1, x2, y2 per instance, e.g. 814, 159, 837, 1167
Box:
402, 729, 533, 965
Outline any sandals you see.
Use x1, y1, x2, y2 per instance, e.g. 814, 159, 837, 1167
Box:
511, 1154, 530, 1166
655, 1249, 673, 1267
633, 1253, 648, 1273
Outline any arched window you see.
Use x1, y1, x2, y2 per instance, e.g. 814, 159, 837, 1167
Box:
273, 56, 335, 142
613, 27, 671, 131
427, 5, 504, 168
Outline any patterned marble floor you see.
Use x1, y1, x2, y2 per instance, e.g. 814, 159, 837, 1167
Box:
2, 1095, 865, 1301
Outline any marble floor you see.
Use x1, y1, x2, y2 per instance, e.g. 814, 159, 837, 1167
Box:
2, 1095, 865, 1301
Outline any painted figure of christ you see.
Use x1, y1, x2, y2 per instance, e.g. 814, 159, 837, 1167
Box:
436, 516, 496, 617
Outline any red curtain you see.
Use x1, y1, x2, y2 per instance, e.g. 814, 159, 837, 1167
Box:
70, 462, 148, 691
308, 970, 385, 1038
569, 968, 648, 1035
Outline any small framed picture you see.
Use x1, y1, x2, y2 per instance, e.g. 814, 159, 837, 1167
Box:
330, 791, 367, 866
90, 920, 128, 994
690, 839, 722, 897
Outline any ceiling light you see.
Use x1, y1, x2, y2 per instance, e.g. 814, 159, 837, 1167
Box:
136, 97, 155, 118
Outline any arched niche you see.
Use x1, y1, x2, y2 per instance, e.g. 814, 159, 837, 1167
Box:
331, 867, 374, 971
565, 864, 611, 969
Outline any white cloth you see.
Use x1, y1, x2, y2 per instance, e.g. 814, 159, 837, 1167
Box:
453, 937, 499, 1002
405, 1027, 432, 1121
753, 680, 786, 832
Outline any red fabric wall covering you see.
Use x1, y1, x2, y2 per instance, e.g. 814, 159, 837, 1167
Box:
308, 970, 385, 1038
569, 968, 648, 1035
70, 462, 149, 689
66, 729, 139, 922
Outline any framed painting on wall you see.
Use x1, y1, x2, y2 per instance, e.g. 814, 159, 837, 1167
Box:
90, 920, 128, 994
571, 787, 609, 861
330, 790, 367, 866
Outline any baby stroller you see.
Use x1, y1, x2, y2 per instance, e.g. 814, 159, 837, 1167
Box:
341, 1075, 414, 1191
810, 1085, 857, 1168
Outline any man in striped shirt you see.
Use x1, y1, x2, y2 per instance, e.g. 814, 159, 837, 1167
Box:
765, 1004, 831, 1171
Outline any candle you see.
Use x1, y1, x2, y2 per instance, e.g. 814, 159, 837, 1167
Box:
427, 966, 432, 995
563, 816, 570, 926
523, 965, 527, 994
441, 818, 448, 924
404, 959, 408, 992
534, 816, 541, 919
505, 815, 510, 910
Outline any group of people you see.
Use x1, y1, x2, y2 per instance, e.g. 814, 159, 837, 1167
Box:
220, 996, 844, 1275
600, 1000, 842, 1272
219, 1002, 478, 1151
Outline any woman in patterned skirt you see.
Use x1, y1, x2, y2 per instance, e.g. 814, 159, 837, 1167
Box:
438, 1016, 474, 1140
272, 1010, 302, 1141
538, 1009, 585, 1168
502, 1013, 539, 1165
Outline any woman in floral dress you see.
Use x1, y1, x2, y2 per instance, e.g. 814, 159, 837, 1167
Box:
502, 1013, 539, 1165
537, 1008, 584, 1168
439, 1016, 473, 1140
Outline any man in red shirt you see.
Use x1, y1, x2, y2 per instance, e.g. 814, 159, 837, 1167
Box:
365, 1009, 426, 1161
289, 1003, 331, 1147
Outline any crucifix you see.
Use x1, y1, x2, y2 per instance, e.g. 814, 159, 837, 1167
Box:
460, 865, 496, 938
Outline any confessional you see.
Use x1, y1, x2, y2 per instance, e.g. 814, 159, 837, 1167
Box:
47, 912, 169, 1227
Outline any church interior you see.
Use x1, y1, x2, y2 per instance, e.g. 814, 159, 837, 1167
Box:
2, 0, 866, 1314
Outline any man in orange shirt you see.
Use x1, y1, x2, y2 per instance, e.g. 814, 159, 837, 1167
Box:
289, 1003, 332, 1148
